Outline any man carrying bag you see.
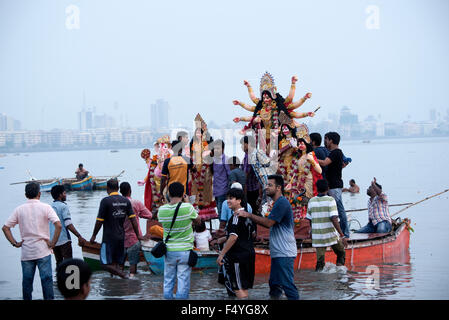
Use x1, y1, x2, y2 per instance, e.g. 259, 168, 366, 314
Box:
156, 182, 201, 299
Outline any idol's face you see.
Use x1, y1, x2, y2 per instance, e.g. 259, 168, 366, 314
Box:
263, 93, 271, 104
282, 125, 290, 135
298, 140, 306, 151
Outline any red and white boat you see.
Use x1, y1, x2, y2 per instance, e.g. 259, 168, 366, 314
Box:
254, 218, 412, 273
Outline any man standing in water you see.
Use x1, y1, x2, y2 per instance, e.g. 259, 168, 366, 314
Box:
2, 182, 62, 300
90, 179, 143, 278
238, 174, 299, 300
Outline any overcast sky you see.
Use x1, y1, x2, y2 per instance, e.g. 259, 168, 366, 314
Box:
1, 0, 448, 130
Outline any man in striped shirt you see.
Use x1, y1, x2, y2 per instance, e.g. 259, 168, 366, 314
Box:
158, 182, 201, 299
306, 179, 347, 271
355, 178, 392, 233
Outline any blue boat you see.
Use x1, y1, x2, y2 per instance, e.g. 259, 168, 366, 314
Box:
81, 239, 219, 274
93, 178, 107, 190
141, 240, 219, 275
39, 179, 63, 192
71, 176, 93, 191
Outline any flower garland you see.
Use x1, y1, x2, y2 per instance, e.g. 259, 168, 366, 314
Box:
148, 155, 162, 209
286, 150, 312, 223
191, 139, 210, 208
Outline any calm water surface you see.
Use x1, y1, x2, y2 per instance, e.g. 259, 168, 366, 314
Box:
1, 137, 448, 300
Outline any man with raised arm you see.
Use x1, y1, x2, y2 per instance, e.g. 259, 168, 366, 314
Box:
238, 174, 299, 300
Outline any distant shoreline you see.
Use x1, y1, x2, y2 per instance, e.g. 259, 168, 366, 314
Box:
1, 134, 448, 155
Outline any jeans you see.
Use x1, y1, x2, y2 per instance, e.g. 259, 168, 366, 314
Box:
328, 188, 349, 238
21, 255, 54, 300
215, 194, 227, 216
269, 257, 299, 300
164, 251, 192, 299
355, 220, 392, 233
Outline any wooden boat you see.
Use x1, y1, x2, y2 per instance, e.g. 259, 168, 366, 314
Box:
81, 241, 149, 272
40, 178, 63, 192
253, 219, 411, 273
81, 219, 411, 275
11, 171, 124, 192
81, 239, 219, 275
141, 240, 219, 275
93, 178, 107, 190
11, 178, 63, 192
70, 176, 93, 191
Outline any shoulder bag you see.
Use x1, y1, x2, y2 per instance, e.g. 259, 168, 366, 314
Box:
151, 202, 182, 258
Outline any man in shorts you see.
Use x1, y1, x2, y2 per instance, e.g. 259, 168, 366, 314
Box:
90, 179, 143, 279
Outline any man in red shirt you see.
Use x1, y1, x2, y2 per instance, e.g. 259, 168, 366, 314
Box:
119, 182, 152, 277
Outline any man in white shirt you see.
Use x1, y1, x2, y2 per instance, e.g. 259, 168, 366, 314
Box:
2, 182, 62, 300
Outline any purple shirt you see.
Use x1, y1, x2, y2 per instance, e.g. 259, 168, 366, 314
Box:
241, 153, 260, 192
213, 154, 230, 197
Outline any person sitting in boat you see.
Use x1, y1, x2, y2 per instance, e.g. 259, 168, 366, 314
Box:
75, 163, 89, 180
342, 179, 360, 193
355, 177, 392, 234
193, 220, 212, 251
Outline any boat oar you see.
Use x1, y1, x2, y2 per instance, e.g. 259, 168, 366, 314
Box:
346, 203, 413, 213
391, 188, 449, 218
113, 170, 125, 179
10, 180, 33, 185
94, 170, 125, 180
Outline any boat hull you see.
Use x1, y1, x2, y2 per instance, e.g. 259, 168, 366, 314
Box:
81, 223, 411, 275
81, 240, 219, 275
254, 222, 411, 273
71, 176, 93, 191
142, 249, 219, 275
93, 179, 107, 190
40, 179, 62, 192
81, 242, 148, 272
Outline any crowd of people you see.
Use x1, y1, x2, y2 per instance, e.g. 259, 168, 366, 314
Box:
2, 128, 395, 301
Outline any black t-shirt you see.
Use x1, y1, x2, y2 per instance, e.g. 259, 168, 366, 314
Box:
97, 193, 134, 243
326, 148, 344, 189
225, 211, 256, 262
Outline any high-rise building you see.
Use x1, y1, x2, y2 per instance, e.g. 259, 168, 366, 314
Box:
150, 99, 169, 130
0, 113, 21, 131
429, 109, 437, 121
78, 109, 93, 130
339, 106, 358, 126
